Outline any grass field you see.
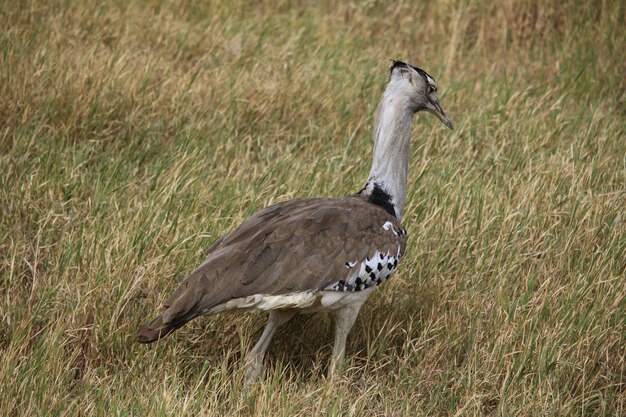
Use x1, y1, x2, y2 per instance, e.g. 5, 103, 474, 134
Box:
1, 0, 625, 415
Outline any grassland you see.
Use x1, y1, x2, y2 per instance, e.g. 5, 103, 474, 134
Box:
1, 0, 625, 415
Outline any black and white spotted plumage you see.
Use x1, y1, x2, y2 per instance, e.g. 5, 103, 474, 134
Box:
326, 221, 407, 292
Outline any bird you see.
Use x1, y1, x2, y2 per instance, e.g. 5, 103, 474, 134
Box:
137, 60, 453, 385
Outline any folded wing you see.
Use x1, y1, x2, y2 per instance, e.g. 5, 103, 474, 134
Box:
137, 196, 406, 342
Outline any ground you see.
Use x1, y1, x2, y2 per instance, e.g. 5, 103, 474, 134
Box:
0, 1, 624, 416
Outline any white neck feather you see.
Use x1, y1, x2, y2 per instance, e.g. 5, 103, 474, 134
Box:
363, 87, 414, 220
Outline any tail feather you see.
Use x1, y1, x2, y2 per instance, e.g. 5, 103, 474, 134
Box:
137, 269, 228, 343
137, 313, 183, 343
137, 291, 203, 343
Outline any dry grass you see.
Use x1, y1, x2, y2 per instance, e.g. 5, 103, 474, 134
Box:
1, 0, 624, 415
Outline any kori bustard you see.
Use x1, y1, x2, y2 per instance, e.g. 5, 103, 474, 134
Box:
138, 60, 453, 384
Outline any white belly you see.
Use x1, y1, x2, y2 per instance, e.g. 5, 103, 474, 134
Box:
206, 288, 375, 315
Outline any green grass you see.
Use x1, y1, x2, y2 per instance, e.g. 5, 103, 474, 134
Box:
1, 0, 624, 415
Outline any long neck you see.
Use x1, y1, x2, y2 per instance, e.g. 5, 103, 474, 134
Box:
361, 89, 414, 220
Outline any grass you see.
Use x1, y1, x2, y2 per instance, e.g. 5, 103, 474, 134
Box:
1, 0, 624, 415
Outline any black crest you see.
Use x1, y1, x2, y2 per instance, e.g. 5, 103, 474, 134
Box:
389, 59, 434, 83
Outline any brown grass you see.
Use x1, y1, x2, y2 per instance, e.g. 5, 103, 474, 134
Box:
1, 0, 624, 415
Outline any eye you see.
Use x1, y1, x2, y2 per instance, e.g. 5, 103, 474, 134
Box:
428, 84, 437, 94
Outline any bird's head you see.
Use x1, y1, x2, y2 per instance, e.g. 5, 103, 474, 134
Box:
387, 60, 453, 129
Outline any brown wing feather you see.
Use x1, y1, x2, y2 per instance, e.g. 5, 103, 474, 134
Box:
137, 196, 406, 343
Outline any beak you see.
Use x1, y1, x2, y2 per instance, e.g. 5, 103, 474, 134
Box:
425, 99, 454, 130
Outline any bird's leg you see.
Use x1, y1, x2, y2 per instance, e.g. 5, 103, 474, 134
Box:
244, 309, 295, 386
330, 303, 364, 374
